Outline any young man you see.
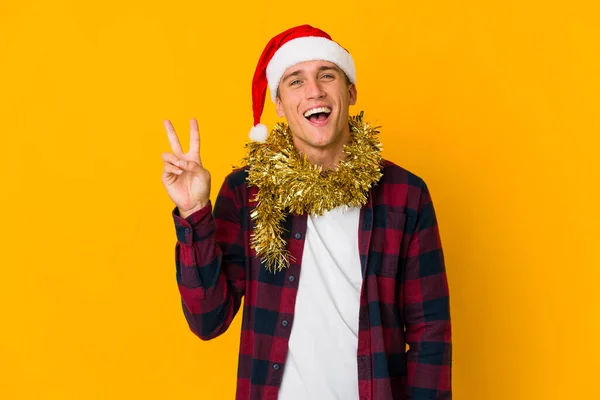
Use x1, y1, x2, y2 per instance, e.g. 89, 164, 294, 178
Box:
161, 25, 452, 400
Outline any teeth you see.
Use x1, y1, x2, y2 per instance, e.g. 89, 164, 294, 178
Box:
304, 107, 331, 117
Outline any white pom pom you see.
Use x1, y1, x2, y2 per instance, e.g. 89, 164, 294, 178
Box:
249, 124, 268, 142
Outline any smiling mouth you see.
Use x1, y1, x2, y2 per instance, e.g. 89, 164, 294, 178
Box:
304, 106, 331, 126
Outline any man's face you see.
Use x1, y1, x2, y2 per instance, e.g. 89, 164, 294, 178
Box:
275, 60, 357, 152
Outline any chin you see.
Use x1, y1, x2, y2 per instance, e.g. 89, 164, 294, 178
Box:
303, 129, 337, 148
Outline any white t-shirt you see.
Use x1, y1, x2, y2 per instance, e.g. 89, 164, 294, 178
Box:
278, 206, 363, 400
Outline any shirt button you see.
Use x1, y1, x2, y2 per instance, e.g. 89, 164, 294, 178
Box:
294, 232, 302, 240
184, 228, 190, 234
281, 320, 289, 327
273, 363, 280, 371
360, 355, 366, 361
288, 275, 296, 283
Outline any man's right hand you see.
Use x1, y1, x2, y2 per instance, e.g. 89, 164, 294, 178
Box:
161, 118, 211, 219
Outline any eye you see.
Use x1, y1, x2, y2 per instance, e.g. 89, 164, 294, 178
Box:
321, 73, 335, 79
290, 79, 302, 86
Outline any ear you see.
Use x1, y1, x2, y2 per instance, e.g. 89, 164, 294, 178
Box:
348, 83, 357, 106
276, 97, 285, 118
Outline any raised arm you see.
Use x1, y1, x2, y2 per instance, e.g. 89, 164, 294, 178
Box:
162, 119, 246, 340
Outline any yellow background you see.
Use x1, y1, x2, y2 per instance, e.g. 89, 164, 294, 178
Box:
1, 0, 598, 399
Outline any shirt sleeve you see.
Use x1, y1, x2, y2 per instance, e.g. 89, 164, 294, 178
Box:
403, 178, 452, 399
172, 173, 247, 340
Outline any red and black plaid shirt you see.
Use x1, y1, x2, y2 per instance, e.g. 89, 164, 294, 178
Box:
172, 160, 452, 399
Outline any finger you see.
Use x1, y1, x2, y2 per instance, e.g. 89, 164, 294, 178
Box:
162, 152, 181, 165
162, 167, 177, 183
189, 118, 200, 157
174, 159, 202, 172
163, 120, 185, 157
163, 152, 201, 172
163, 163, 183, 176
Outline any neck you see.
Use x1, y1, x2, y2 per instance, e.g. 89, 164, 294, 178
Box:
292, 130, 351, 171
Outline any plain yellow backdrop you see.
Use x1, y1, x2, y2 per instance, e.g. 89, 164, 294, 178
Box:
1, 0, 598, 399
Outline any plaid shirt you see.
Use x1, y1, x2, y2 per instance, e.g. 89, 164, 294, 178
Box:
172, 160, 452, 400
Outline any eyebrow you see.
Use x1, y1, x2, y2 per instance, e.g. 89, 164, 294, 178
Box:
281, 65, 340, 84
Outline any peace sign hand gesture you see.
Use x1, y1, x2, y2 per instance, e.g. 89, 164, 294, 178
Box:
162, 119, 211, 218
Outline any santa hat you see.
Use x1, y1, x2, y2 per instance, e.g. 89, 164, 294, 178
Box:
249, 25, 357, 142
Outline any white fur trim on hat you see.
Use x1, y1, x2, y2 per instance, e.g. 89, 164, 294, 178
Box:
249, 123, 268, 142
265, 36, 356, 103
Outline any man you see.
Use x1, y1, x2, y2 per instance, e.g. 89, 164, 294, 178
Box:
161, 25, 452, 400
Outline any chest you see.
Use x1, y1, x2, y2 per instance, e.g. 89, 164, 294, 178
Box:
245, 186, 411, 289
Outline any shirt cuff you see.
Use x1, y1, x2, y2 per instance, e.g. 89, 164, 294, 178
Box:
172, 202, 214, 245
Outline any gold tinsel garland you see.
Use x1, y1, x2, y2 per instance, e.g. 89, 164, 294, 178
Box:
243, 111, 384, 272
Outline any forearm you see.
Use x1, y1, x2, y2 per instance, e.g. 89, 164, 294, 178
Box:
177, 240, 242, 340
173, 203, 245, 340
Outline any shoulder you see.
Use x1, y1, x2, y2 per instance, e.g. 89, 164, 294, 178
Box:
376, 159, 433, 216
214, 166, 250, 207
222, 165, 250, 190
225, 165, 250, 186
214, 166, 251, 216
380, 159, 426, 190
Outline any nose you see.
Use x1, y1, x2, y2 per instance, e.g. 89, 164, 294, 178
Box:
304, 77, 325, 100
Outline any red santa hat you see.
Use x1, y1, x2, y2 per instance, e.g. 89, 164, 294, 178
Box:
249, 25, 357, 142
